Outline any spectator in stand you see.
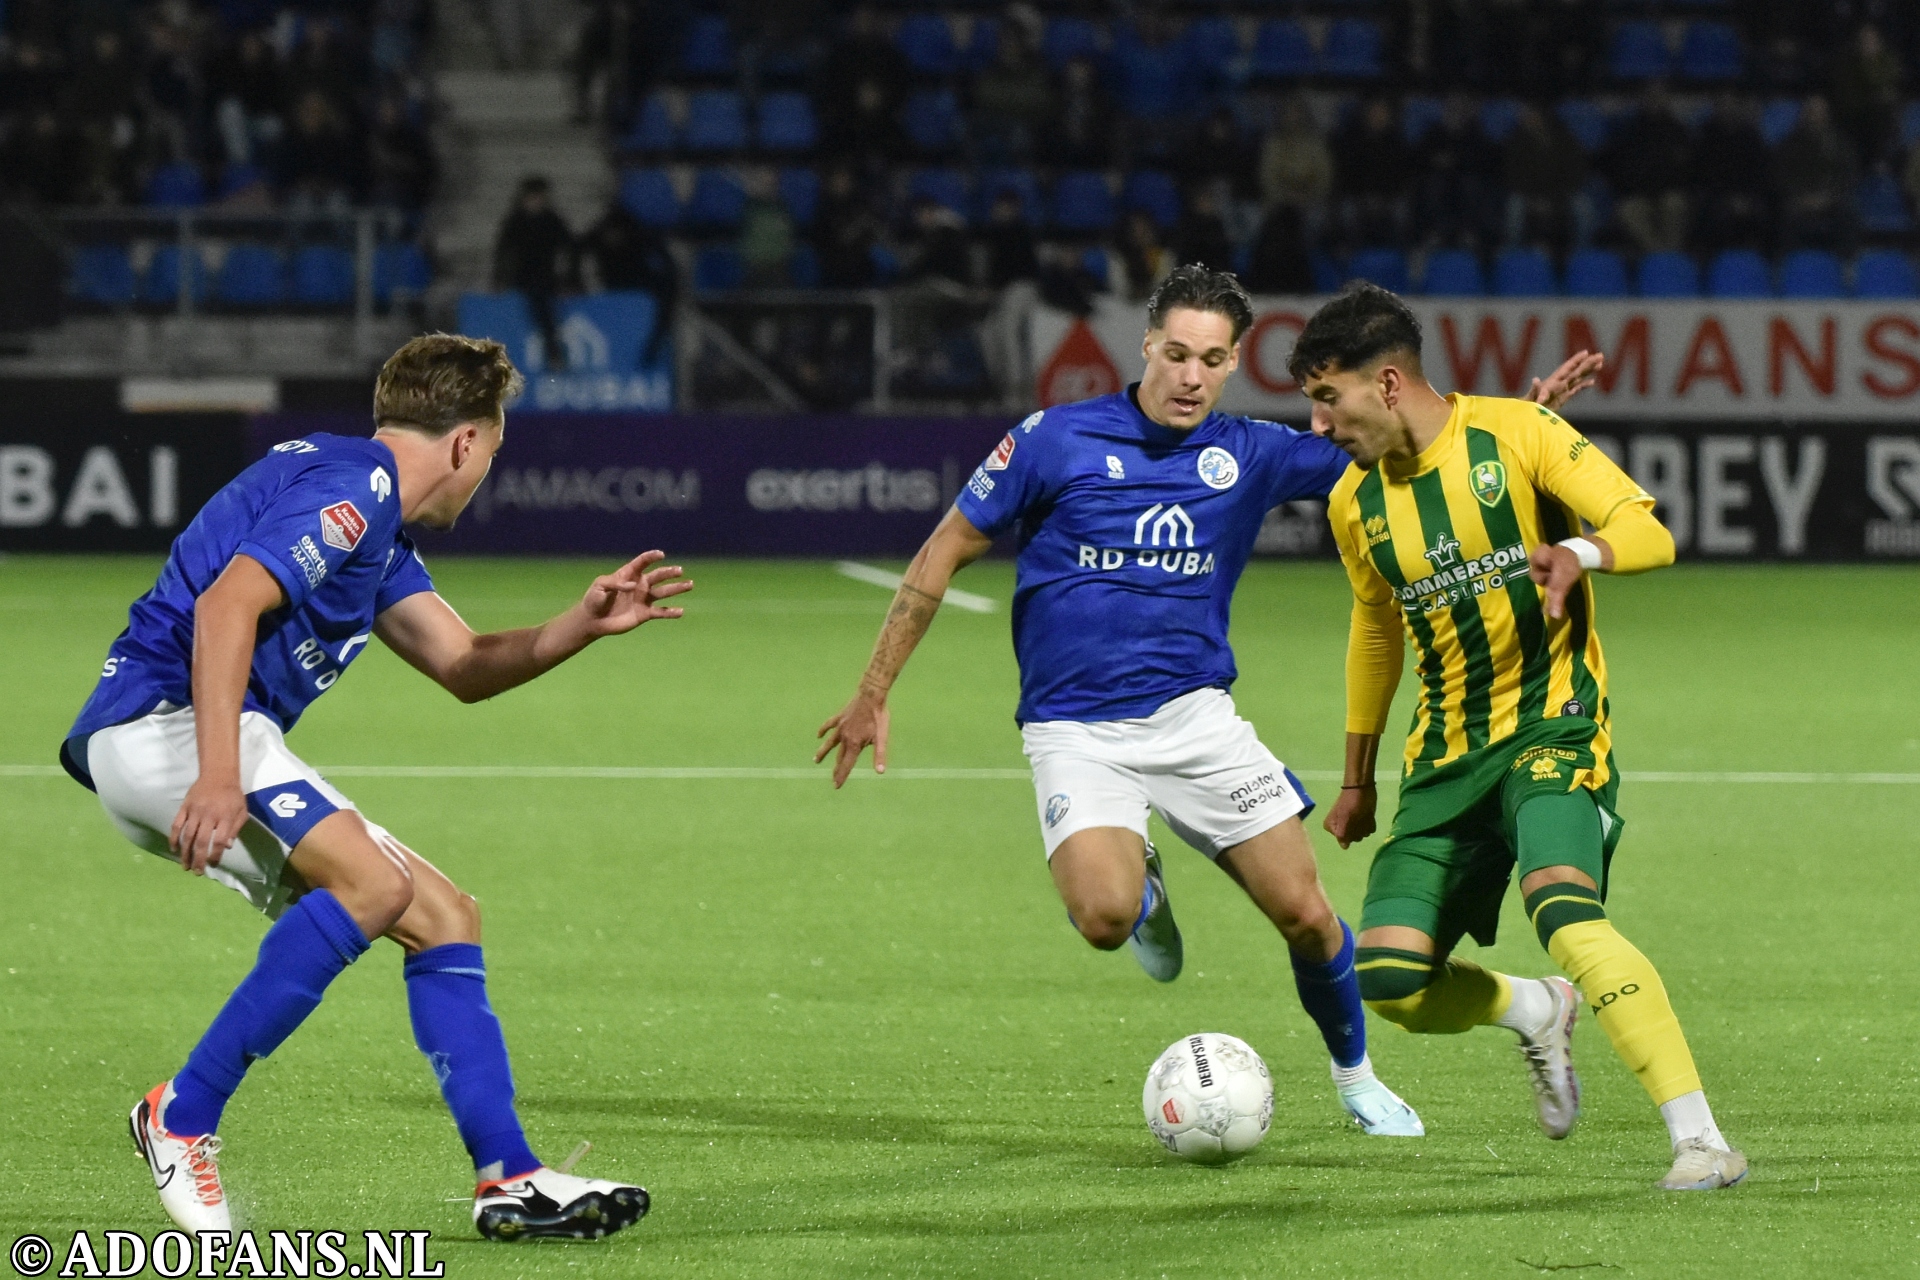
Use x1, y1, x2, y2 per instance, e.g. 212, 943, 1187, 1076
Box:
817, 5, 909, 163
820, 77, 909, 170
580, 195, 678, 362
1042, 56, 1113, 169
210, 29, 286, 168
68, 30, 140, 130
1171, 182, 1234, 272
1332, 98, 1412, 249
973, 21, 1052, 165
1244, 204, 1313, 294
282, 88, 361, 210
493, 176, 577, 368
903, 196, 971, 287
1502, 103, 1587, 251
978, 185, 1039, 405
980, 188, 1038, 288
283, 21, 360, 117
1773, 95, 1859, 253
1604, 83, 1694, 254
1181, 107, 1258, 202
1415, 92, 1498, 251
1830, 24, 1903, 162
814, 164, 884, 287
1115, 208, 1170, 301
1259, 95, 1333, 241
2, 107, 75, 204
1522, 0, 1603, 96
740, 168, 798, 288
367, 95, 437, 211
1693, 94, 1773, 254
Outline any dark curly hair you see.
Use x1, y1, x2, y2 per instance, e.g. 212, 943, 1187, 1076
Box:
1146, 263, 1256, 343
1285, 281, 1424, 383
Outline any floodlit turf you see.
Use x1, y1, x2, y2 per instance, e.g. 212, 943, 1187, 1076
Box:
2, 554, 1917, 1279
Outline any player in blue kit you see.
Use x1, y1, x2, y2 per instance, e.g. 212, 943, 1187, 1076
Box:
816, 266, 1426, 1134
60, 336, 689, 1241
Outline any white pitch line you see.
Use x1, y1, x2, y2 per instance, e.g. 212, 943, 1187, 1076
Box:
4, 763, 1918, 784
836, 561, 995, 614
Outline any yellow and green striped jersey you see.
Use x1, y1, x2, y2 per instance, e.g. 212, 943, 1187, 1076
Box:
1328, 394, 1660, 781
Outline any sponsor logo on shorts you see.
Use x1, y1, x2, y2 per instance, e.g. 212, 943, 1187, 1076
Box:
319, 500, 367, 551
1529, 757, 1563, 781
1196, 446, 1238, 490
1045, 793, 1071, 827
268, 792, 307, 818
1228, 771, 1291, 815
290, 534, 328, 587
1512, 746, 1580, 777
983, 433, 1016, 471
1561, 698, 1588, 718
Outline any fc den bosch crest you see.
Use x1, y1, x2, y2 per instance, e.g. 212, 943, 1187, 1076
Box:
1470, 460, 1508, 508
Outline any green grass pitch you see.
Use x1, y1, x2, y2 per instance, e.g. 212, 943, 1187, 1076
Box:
2, 554, 1917, 1278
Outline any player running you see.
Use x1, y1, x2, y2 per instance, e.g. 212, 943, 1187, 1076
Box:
1295, 283, 1747, 1191
816, 265, 1431, 1134
60, 335, 688, 1239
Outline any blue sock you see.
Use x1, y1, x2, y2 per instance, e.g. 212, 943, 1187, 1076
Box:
404, 944, 541, 1181
1290, 918, 1368, 1070
166, 889, 369, 1136
1130, 877, 1159, 934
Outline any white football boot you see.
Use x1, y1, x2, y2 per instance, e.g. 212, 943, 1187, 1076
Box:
474, 1165, 650, 1242
129, 1081, 230, 1234
1125, 843, 1183, 983
1513, 976, 1582, 1139
1335, 1068, 1426, 1137
1659, 1139, 1749, 1191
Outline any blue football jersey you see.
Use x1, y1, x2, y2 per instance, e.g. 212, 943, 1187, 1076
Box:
62, 433, 435, 784
956, 387, 1348, 724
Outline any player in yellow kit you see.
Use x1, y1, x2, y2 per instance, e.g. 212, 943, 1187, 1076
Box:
1289, 283, 1746, 1191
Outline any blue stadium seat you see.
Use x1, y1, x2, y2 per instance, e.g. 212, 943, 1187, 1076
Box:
1321, 19, 1383, 77
1402, 97, 1444, 145
217, 244, 286, 306
909, 168, 971, 221
217, 163, 267, 200
1778, 249, 1844, 298
685, 169, 746, 230
979, 167, 1043, 226
693, 245, 743, 291
147, 162, 205, 208
289, 245, 354, 305
778, 167, 820, 228
1110, 29, 1187, 118
621, 168, 681, 228
870, 243, 901, 284
1556, 99, 1610, 151
1760, 98, 1801, 146
1250, 20, 1315, 80
1679, 22, 1741, 81
625, 92, 677, 152
1609, 21, 1669, 79
788, 242, 820, 288
1041, 16, 1101, 69
1492, 247, 1557, 296
1184, 17, 1240, 76
1858, 171, 1913, 235
1419, 249, 1484, 296
70, 245, 136, 306
961, 18, 999, 71
1310, 251, 1342, 294
1707, 249, 1772, 297
1121, 170, 1182, 230
896, 15, 957, 76
373, 243, 430, 303
1903, 101, 1920, 149
1565, 248, 1630, 297
141, 244, 208, 304
1079, 247, 1110, 290
1480, 98, 1522, 142
680, 14, 734, 77
1853, 250, 1919, 298
683, 90, 747, 153
1346, 248, 1409, 293
756, 92, 816, 152
1052, 170, 1115, 232
1637, 251, 1700, 297
902, 89, 962, 153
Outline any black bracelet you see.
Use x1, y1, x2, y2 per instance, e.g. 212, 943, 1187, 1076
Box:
1340, 782, 1375, 790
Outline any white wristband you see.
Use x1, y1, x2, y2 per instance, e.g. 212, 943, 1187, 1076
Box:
1558, 537, 1603, 572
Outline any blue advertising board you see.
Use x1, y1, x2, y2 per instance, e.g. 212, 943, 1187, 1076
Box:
456, 290, 673, 412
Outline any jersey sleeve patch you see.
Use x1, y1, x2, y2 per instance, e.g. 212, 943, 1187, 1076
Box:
983, 433, 1017, 471
319, 500, 368, 551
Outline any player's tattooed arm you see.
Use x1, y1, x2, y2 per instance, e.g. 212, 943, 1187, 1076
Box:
817, 508, 993, 789
173, 554, 288, 873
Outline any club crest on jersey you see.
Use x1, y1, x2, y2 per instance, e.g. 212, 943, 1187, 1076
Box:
1423, 528, 1461, 569
983, 433, 1016, 471
1470, 460, 1508, 508
1196, 446, 1239, 490
1019, 410, 1044, 433
319, 500, 367, 551
1045, 793, 1071, 827
370, 466, 392, 502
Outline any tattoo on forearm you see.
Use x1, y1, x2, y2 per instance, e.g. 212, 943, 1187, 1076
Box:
860, 585, 942, 692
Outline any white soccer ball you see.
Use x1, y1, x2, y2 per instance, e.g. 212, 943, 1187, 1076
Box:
1143, 1032, 1274, 1165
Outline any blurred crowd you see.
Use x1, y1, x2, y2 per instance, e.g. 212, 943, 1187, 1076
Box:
0, 0, 438, 213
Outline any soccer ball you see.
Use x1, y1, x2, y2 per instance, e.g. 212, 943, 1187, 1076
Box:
1143, 1033, 1274, 1164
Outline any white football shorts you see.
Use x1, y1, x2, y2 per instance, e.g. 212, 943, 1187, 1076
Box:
1020, 687, 1314, 860
84, 703, 380, 918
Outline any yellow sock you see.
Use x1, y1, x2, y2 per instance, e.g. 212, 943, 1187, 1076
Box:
1547, 919, 1702, 1105
1366, 957, 1513, 1034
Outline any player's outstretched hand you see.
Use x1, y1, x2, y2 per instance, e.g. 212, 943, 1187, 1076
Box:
581, 551, 692, 637
1323, 784, 1377, 850
1528, 542, 1583, 619
815, 690, 889, 789
1529, 349, 1605, 413
170, 778, 247, 874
